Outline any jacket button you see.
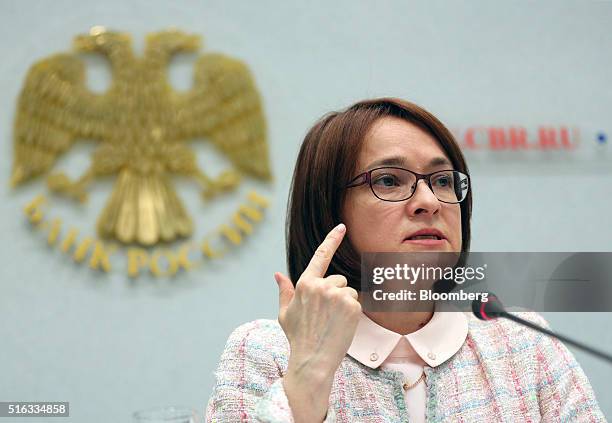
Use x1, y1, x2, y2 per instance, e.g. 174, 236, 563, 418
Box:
370, 352, 379, 361
427, 352, 436, 360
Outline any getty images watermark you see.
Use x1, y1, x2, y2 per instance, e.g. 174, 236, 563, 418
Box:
370, 261, 489, 303
360, 252, 612, 312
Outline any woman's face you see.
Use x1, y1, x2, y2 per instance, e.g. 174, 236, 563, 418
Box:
342, 116, 462, 254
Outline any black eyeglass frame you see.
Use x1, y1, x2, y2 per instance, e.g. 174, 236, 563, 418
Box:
344, 166, 470, 204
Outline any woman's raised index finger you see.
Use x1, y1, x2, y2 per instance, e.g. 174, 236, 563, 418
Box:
302, 223, 346, 279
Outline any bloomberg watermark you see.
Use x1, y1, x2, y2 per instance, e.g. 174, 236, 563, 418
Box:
360, 252, 612, 312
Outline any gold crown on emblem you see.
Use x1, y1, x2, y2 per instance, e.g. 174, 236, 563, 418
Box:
11, 26, 272, 246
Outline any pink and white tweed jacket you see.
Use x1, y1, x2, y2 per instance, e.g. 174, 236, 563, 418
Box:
205, 312, 605, 422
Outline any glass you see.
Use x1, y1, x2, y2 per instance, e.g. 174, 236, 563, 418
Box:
133, 406, 199, 423
345, 167, 469, 203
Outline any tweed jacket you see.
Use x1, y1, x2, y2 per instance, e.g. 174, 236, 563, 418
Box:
205, 312, 605, 422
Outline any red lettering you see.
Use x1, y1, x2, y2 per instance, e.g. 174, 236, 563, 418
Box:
488, 127, 507, 150
538, 127, 558, 149
509, 127, 528, 150
461, 125, 580, 152
559, 127, 579, 149
464, 127, 486, 150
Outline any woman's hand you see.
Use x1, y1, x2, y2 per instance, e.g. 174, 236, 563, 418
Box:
274, 223, 362, 422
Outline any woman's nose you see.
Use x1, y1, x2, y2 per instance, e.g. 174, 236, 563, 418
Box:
405, 179, 441, 216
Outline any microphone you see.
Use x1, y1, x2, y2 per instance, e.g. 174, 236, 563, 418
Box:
472, 295, 612, 365
472, 294, 505, 320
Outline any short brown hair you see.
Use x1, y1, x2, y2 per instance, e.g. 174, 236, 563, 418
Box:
285, 98, 472, 291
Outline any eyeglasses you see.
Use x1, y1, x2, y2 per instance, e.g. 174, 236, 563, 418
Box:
344, 166, 470, 204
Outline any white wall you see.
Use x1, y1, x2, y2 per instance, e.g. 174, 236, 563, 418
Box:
1, 1, 611, 421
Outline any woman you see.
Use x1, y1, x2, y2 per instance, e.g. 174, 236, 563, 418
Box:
205, 98, 604, 422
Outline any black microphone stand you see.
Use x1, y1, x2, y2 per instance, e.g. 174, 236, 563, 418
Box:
473, 297, 612, 365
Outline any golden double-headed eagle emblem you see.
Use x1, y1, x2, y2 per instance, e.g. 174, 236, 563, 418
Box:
11, 27, 271, 246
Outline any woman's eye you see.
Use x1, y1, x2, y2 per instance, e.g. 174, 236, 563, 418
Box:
433, 175, 452, 187
373, 175, 399, 187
